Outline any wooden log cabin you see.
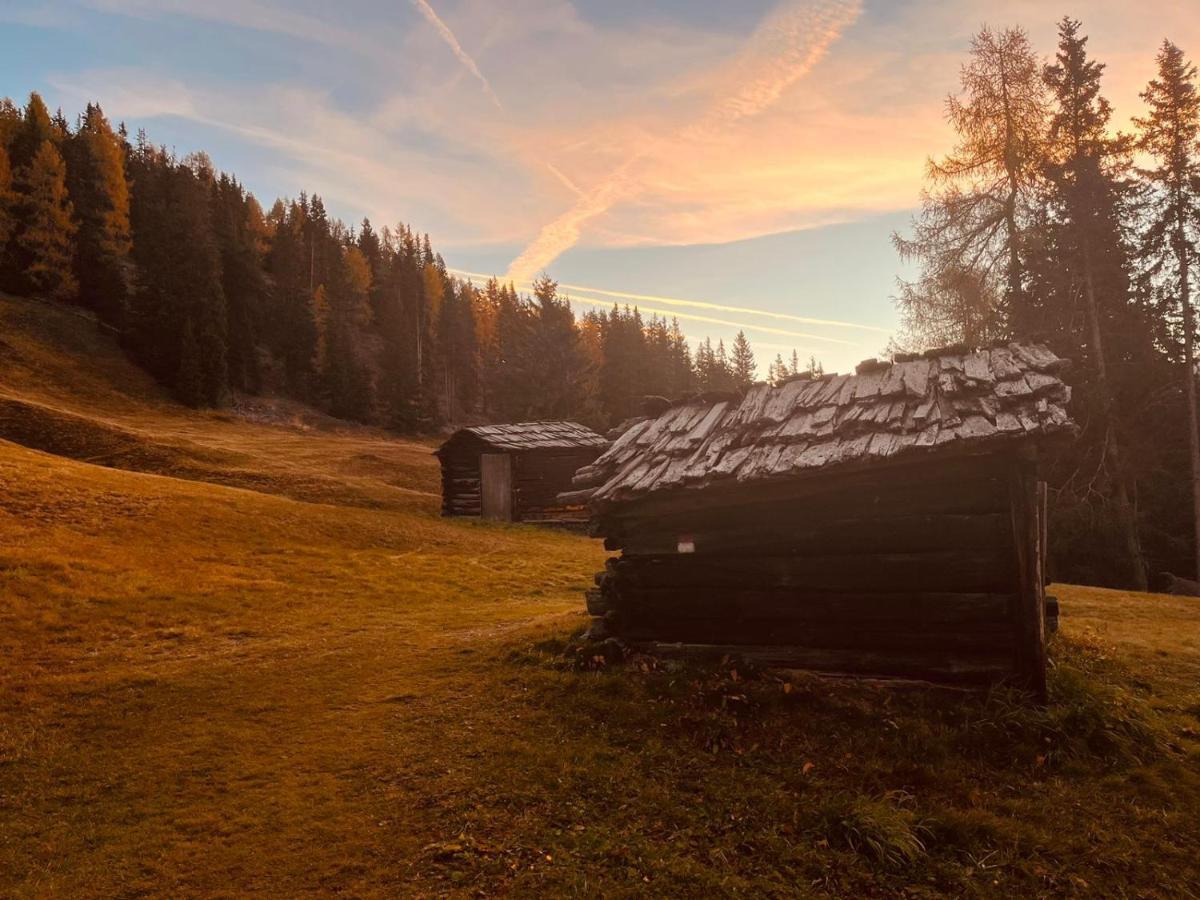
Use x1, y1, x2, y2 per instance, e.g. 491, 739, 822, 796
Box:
435, 422, 608, 524
562, 343, 1076, 698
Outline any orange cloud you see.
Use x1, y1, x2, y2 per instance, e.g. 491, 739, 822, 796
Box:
505, 0, 864, 282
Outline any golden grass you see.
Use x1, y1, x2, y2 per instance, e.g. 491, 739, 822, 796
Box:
2, 293, 1200, 896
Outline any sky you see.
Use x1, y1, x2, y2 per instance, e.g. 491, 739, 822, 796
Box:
2, 1, 1199, 374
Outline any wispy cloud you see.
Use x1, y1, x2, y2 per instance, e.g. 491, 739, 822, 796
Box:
409, 0, 504, 111
504, 0, 863, 282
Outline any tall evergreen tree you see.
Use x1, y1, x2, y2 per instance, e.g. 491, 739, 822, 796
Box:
730, 330, 756, 388
1135, 40, 1200, 580
1036, 19, 1152, 586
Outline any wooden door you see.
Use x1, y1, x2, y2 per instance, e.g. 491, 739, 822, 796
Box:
480, 453, 513, 521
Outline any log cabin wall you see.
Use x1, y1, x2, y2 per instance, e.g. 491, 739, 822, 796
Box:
436, 423, 608, 522
512, 449, 605, 523
587, 453, 1048, 694
438, 436, 485, 517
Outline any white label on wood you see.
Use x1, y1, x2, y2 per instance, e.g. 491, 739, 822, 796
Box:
677, 535, 695, 554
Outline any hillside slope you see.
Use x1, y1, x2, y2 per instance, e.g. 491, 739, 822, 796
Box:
0, 293, 437, 508
2, 295, 1199, 896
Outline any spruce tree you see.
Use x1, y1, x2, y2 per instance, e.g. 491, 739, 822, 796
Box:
1135, 40, 1200, 579
14, 140, 77, 300
730, 330, 756, 388
1039, 18, 1148, 588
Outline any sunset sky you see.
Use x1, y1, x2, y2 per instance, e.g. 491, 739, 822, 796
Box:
2, 1, 1198, 372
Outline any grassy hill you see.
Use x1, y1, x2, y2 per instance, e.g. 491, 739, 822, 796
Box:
2, 293, 1199, 896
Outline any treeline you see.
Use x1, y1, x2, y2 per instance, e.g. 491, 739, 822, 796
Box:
894, 18, 1200, 586
0, 92, 786, 433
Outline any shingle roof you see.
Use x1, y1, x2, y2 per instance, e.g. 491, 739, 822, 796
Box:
568, 343, 1074, 511
438, 421, 608, 453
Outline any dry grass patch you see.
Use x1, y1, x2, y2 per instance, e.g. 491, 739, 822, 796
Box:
2, 292, 1200, 895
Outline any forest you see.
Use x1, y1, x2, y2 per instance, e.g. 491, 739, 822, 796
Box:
0, 16, 1199, 588
0, 91, 772, 436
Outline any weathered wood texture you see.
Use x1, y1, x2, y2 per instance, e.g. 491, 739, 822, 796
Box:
435, 422, 606, 522
1010, 462, 1048, 700
568, 343, 1073, 516
480, 453, 512, 521
585, 457, 1053, 691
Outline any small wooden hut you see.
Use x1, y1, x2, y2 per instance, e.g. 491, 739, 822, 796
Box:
563, 343, 1075, 697
436, 422, 608, 523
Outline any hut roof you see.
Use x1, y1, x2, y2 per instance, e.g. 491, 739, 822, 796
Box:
436, 421, 607, 454
569, 343, 1075, 511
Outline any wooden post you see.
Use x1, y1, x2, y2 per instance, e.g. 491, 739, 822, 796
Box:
1038, 480, 1049, 586
1009, 459, 1047, 701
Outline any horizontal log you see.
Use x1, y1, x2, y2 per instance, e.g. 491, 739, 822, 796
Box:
613, 620, 1015, 652
606, 551, 1014, 593
607, 513, 1010, 556
599, 455, 1012, 530
600, 588, 1013, 625
633, 641, 1015, 682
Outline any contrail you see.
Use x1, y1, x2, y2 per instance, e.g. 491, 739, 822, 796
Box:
446, 267, 890, 334
447, 268, 864, 346
562, 295, 859, 348
544, 162, 584, 197
504, 0, 863, 282
409, 0, 503, 111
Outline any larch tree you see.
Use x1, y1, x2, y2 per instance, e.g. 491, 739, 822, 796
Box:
14, 140, 77, 300
11, 92, 58, 170
66, 103, 132, 326
1134, 40, 1200, 580
894, 26, 1048, 345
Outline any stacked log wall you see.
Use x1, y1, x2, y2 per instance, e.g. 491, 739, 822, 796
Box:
588, 455, 1046, 689
439, 444, 482, 517
513, 449, 604, 523
440, 442, 605, 522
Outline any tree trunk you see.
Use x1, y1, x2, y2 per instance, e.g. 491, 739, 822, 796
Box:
1179, 226, 1200, 582
1082, 250, 1147, 589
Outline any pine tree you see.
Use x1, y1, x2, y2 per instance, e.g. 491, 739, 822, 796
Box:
1135, 40, 1200, 579
730, 330, 756, 388
14, 140, 77, 300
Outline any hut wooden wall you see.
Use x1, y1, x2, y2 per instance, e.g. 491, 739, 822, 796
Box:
587, 453, 1047, 694
438, 440, 484, 517
439, 442, 604, 522
512, 449, 603, 523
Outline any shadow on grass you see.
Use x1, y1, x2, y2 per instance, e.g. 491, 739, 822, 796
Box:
435, 632, 1200, 895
